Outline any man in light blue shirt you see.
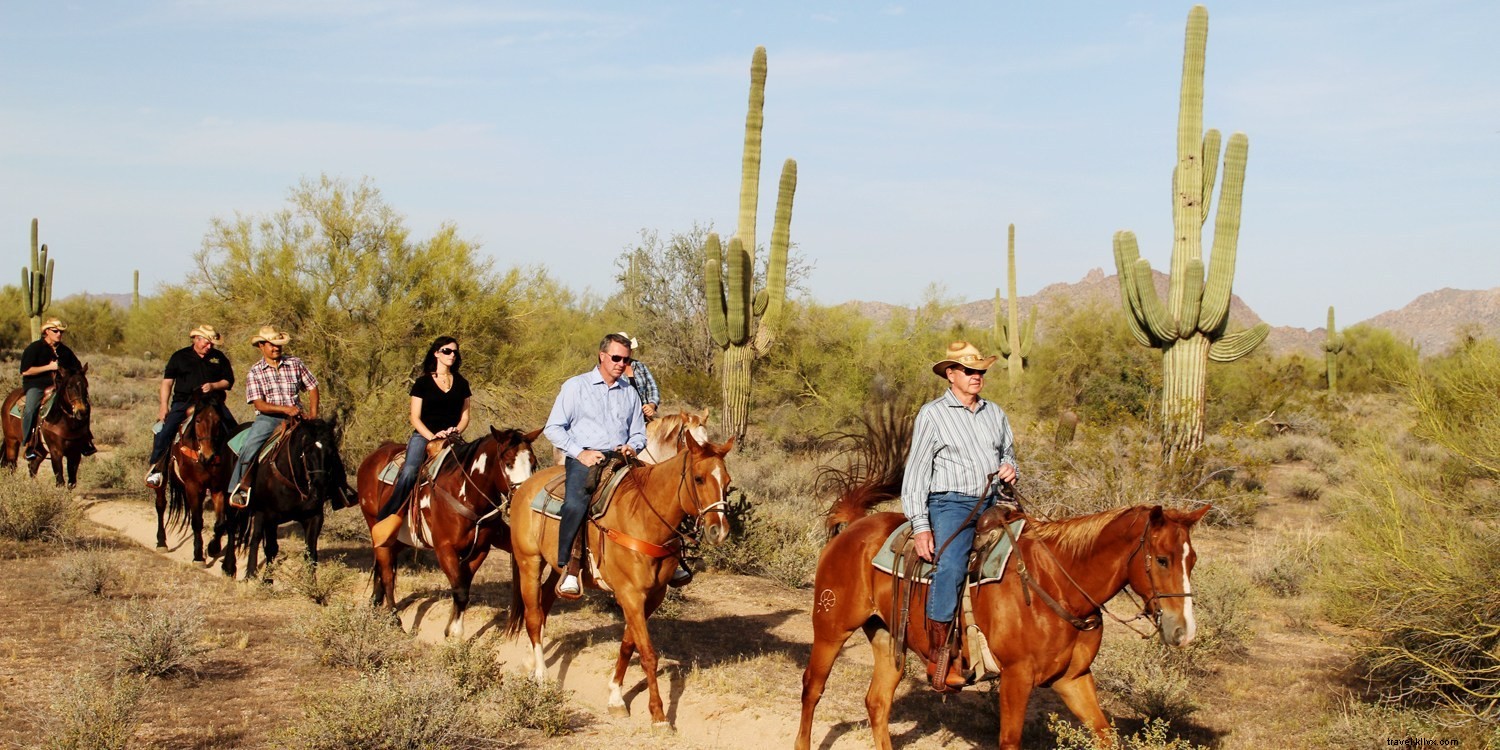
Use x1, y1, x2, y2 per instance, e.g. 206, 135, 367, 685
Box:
544, 332, 647, 597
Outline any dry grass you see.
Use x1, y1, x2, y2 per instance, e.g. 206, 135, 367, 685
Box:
1248, 527, 1322, 598
96, 596, 214, 677
55, 543, 125, 598
38, 670, 147, 750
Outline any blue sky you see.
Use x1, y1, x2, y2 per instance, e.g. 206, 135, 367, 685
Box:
1, 1, 1495, 328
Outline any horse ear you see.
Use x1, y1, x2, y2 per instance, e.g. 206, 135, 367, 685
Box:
1177, 504, 1212, 527
716, 435, 736, 456
525, 427, 544, 443
700, 407, 711, 424
683, 428, 703, 451
1148, 505, 1165, 524
82, 362, 89, 374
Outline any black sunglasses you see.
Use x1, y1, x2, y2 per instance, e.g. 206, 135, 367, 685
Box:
954, 366, 986, 377
608, 354, 633, 364
438, 347, 458, 356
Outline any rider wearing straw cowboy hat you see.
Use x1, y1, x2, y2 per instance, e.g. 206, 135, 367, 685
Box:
17, 317, 86, 460
227, 325, 319, 508
901, 340, 1018, 692
145, 324, 237, 488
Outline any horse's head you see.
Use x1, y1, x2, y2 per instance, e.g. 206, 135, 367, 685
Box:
483, 426, 542, 497
56, 363, 90, 419
185, 394, 225, 465
680, 430, 735, 545
1127, 504, 1212, 647
294, 418, 350, 507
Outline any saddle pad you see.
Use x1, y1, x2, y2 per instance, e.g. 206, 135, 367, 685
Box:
227, 421, 290, 461
375, 445, 455, 485
7, 389, 56, 420
528, 465, 633, 520
872, 518, 1026, 586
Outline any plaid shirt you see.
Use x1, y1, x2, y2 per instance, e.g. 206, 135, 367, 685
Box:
626, 360, 661, 407
244, 356, 318, 407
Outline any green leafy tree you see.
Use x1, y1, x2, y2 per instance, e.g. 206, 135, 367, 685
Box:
1024, 300, 1159, 425
51, 296, 126, 354
1338, 324, 1419, 394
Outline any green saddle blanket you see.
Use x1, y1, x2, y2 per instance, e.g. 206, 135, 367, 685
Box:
8, 389, 56, 420
872, 518, 1026, 586
376, 445, 455, 485
227, 422, 291, 461
528, 465, 633, 520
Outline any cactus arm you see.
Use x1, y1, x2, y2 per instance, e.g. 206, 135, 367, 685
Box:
736, 46, 767, 268
1132, 259, 1178, 342
1019, 305, 1036, 357
1113, 231, 1157, 348
42, 255, 52, 310
995, 288, 1012, 356
726, 236, 751, 345
1208, 323, 1270, 362
1200, 129, 1221, 224
1199, 132, 1248, 335
704, 233, 729, 347
753, 289, 768, 317
758, 158, 796, 335
21, 269, 32, 314
1179, 258, 1203, 336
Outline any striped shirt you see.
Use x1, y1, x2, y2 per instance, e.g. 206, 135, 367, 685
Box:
900, 388, 1018, 534
244, 356, 318, 408
626, 360, 661, 407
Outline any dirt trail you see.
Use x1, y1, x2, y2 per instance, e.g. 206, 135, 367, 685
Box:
82, 495, 891, 749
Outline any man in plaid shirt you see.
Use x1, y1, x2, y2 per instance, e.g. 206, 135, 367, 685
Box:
228, 325, 319, 507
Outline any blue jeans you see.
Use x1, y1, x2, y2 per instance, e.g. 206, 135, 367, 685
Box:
557, 456, 592, 565
380, 432, 429, 518
148, 399, 237, 465
228, 414, 284, 490
21, 387, 44, 446
925, 491, 995, 623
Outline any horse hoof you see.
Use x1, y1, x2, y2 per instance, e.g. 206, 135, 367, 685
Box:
651, 721, 673, 731
608, 705, 629, 719
207, 540, 221, 557
192, 556, 205, 563
155, 543, 167, 550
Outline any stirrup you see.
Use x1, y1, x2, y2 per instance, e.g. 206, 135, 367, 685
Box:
229, 487, 251, 509
556, 574, 582, 600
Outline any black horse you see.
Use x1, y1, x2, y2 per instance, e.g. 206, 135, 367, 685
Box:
231, 418, 354, 580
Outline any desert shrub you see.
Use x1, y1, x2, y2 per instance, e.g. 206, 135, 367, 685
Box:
491, 672, 576, 737
1092, 637, 1199, 723
1250, 528, 1322, 597
1314, 693, 1500, 749
39, 671, 147, 750
1339, 324, 1420, 394
296, 600, 413, 672
1281, 471, 1327, 502
98, 597, 212, 677
698, 489, 822, 588
321, 507, 373, 543
51, 294, 127, 354
0, 478, 80, 542
1023, 300, 1159, 426
274, 665, 502, 750
1245, 433, 1340, 467
56, 545, 124, 598
268, 555, 357, 606
1206, 349, 1323, 430
1048, 714, 1210, 750
436, 636, 505, 698
1181, 559, 1253, 661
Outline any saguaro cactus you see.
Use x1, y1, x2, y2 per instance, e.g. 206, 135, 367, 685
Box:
21, 218, 54, 340
1113, 5, 1269, 460
1324, 306, 1343, 393
995, 224, 1035, 389
704, 46, 798, 439
133, 270, 140, 308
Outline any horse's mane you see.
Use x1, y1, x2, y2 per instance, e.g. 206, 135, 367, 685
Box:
1025, 506, 1139, 559
819, 400, 917, 538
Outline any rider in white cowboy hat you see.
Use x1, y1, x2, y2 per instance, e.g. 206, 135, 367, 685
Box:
17, 317, 88, 461
145, 324, 237, 488
900, 340, 1018, 692
227, 326, 320, 507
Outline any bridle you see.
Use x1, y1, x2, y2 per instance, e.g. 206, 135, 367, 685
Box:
595, 442, 730, 560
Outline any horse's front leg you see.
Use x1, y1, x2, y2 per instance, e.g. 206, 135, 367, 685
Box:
609, 630, 639, 718
514, 553, 552, 682
303, 512, 323, 567
615, 585, 671, 727
65, 451, 80, 489
154, 486, 169, 549
432, 544, 466, 639
188, 485, 206, 563
997, 664, 1038, 750
1052, 671, 1113, 747
243, 514, 263, 581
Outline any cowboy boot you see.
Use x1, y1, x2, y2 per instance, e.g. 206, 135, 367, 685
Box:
926, 619, 965, 692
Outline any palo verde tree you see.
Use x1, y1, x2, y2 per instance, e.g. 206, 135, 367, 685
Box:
995, 223, 1035, 390
1113, 5, 1269, 460
703, 46, 799, 439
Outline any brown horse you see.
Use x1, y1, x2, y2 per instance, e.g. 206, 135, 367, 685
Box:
154, 394, 237, 572
356, 427, 542, 639
1, 365, 92, 487
504, 431, 734, 726
796, 498, 1211, 750
639, 409, 709, 465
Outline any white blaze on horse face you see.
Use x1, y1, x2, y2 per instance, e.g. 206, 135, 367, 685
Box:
710, 466, 725, 494
505, 448, 533, 485
472, 453, 488, 477
1178, 540, 1197, 644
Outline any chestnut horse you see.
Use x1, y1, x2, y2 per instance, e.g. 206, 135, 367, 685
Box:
504, 431, 734, 726
639, 409, 709, 465
1, 364, 92, 487
356, 427, 542, 639
796, 497, 1210, 750
154, 394, 237, 572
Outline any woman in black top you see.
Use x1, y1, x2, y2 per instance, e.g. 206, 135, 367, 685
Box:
378, 336, 472, 519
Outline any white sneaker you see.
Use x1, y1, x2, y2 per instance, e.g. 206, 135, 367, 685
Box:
558, 574, 581, 596
145, 471, 164, 489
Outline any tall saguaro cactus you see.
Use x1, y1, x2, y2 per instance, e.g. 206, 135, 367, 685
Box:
995, 223, 1035, 389
21, 218, 54, 340
704, 46, 798, 439
1324, 306, 1343, 393
1113, 5, 1269, 460
133, 270, 141, 309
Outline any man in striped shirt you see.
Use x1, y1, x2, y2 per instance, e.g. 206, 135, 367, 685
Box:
228, 326, 319, 508
901, 340, 1017, 692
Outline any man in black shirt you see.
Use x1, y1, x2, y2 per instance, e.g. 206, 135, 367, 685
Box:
145, 325, 236, 488
18, 318, 85, 460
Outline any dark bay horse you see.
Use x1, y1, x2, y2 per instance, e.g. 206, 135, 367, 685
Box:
796, 497, 1211, 750
154, 394, 237, 572
504, 431, 734, 726
1, 365, 92, 487
355, 427, 542, 639
233, 418, 353, 580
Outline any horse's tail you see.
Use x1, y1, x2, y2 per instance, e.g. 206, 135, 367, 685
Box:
818, 399, 916, 540
165, 475, 190, 532
502, 554, 524, 638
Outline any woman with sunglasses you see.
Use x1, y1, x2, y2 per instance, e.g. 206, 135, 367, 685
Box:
376, 336, 472, 523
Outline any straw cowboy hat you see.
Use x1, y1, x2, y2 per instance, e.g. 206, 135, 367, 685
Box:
249, 326, 292, 346
40, 318, 67, 332
189, 324, 222, 342
931, 340, 998, 378
614, 331, 639, 350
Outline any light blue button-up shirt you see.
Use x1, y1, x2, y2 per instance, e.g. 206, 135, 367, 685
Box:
544, 366, 647, 460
